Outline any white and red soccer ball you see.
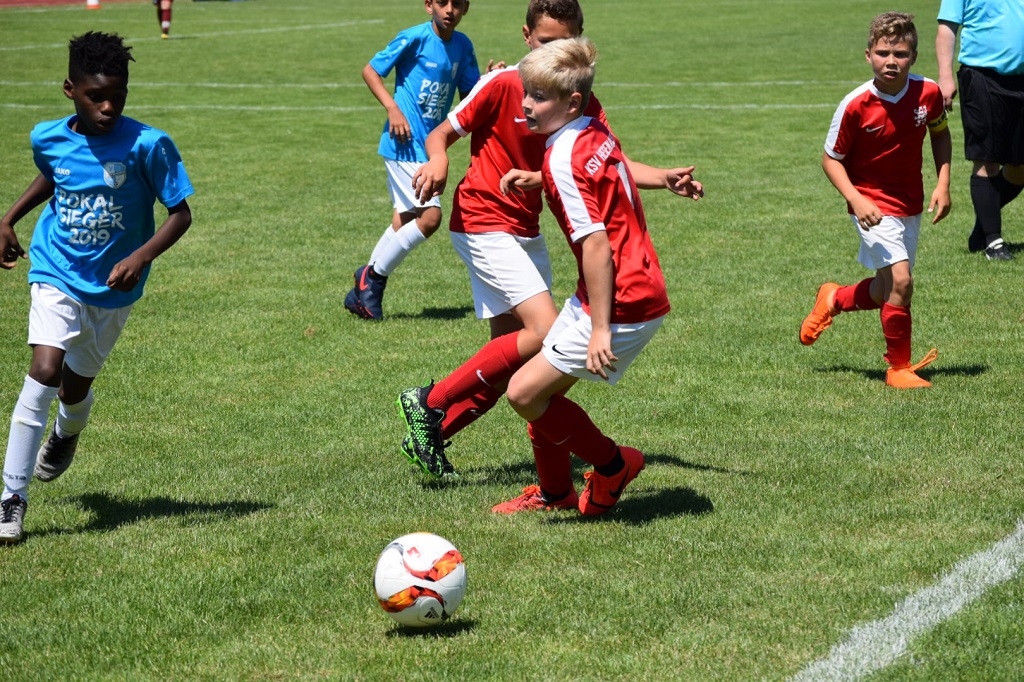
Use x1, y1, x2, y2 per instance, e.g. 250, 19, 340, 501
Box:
373, 532, 467, 627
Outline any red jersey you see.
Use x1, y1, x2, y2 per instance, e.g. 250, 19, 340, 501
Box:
824, 74, 948, 217
542, 116, 671, 324
447, 64, 607, 238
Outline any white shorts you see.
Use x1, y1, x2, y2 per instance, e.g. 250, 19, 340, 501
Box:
541, 295, 665, 385
385, 159, 441, 213
853, 214, 920, 271
449, 231, 553, 319
27, 283, 132, 378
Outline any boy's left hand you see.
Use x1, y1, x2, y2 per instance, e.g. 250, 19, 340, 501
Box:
665, 166, 704, 200
485, 59, 507, 73
500, 169, 542, 195
106, 254, 147, 291
928, 188, 951, 224
586, 329, 617, 380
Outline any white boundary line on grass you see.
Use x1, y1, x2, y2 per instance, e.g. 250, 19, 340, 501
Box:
0, 79, 858, 89
0, 102, 836, 112
0, 20, 383, 51
791, 519, 1024, 682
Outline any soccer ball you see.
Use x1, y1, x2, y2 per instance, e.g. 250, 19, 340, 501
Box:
373, 532, 467, 627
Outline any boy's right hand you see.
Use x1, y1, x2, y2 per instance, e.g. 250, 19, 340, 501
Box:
0, 224, 26, 270
413, 158, 449, 204
387, 106, 412, 145
851, 196, 883, 229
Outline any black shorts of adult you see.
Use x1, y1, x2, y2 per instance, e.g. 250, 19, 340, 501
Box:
957, 65, 1024, 165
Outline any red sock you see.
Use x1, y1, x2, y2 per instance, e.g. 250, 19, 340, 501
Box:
527, 422, 574, 499
880, 302, 912, 367
427, 332, 522, 411
529, 394, 616, 467
833, 278, 880, 312
160, 8, 171, 23
441, 384, 502, 439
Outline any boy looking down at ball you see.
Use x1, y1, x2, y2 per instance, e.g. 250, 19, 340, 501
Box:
492, 36, 669, 515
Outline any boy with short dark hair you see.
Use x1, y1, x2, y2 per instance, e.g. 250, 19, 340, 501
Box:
343, 0, 482, 321
801, 12, 951, 389
0, 32, 194, 544
493, 36, 668, 514
396, 0, 701, 479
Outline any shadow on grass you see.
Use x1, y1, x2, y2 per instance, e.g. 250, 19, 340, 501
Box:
388, 305, 474, 321
29, 493, 272, 539
437, 452, 747, 490
386, 618, 477, 638
546, 486, 715, 526
815, 362, 987, 383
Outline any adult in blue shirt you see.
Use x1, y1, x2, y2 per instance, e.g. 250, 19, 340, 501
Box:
937, 0, 1024, 261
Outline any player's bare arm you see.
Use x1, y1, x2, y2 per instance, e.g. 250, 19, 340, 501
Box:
362, 63, 411, 144
625, 159, 704, 200
580, 231, 617, 380
822, 153, 883, 228
928, 127, 953, 224
413, 121, 461, 203
1, 174, 55, 269
499, 168, 542, 195
106, 201, 192, 291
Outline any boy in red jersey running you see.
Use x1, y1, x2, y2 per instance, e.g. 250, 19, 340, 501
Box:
396, 0, 702, 478
493, 36, 666, 514
800, 12, 951, 389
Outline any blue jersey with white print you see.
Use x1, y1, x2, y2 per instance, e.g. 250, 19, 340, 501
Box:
27, 115, 194, 308
369, 21, 480, 162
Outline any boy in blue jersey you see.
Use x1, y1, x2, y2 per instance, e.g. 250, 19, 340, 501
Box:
0, 32, 194, 545
343, 0, 482, 321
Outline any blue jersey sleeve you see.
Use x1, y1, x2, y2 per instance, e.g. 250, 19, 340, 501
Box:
368, 27, 419, 79
145, 133, 194, 209
456, 35, 481, 97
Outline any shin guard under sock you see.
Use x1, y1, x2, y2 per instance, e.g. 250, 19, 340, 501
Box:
881, 302, 912, 367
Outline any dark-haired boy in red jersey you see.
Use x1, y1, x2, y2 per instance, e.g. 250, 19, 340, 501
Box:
397, 0, 702, 479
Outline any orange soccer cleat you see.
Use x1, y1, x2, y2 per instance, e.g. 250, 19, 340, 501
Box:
491, 485, 578, 514
800, 282, 841, 346
578, 447, 645, 516
885, 348, 938, 389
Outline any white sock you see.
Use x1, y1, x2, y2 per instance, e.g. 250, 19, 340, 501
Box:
372, 220, 427, 277
56, 388, 94, 438
368, 225, 397, 268
3, 376, 58, 500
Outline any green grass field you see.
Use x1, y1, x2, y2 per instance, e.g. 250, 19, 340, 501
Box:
1, 0, 1022, 679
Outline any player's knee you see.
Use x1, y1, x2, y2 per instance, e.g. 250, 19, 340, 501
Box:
892, 274, 913, 301
504, 377, 536, 418
28, 360, 62, 387
417, 209, 443, 237
1003, 163, 1024, 186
